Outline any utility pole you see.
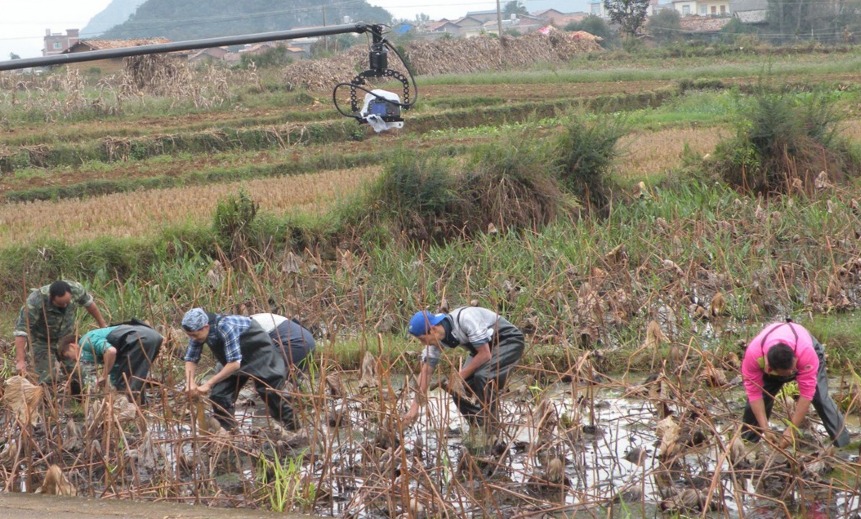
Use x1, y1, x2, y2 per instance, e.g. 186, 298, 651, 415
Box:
496, 0, 503, 37
322, 5, 328, 52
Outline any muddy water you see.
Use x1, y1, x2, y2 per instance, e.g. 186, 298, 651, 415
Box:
12, 374, 859, 517
313, 376, 861, 518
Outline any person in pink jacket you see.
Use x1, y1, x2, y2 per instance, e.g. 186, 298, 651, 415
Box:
741, 319, 849, 447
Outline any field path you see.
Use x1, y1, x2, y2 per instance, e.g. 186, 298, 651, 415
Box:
0, 491, 311, 518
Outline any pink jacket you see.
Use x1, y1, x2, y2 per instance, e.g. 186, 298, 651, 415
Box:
742, 322, 819, 402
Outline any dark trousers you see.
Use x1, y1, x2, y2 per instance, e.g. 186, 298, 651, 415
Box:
107, 325, 162, 403
453, 324, 524, 432
209, 346, 298, 431
742, 339, 850, 447
269, 320, 315, 374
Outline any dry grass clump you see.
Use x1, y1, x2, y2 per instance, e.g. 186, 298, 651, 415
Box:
460, 139, 569, 234
121, 56, 230, 109
407, 31, 602, 76
2, 376, 43, 426
359, 137, 567, 243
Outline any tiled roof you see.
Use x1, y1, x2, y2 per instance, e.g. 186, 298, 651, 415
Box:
69, 38, 170, 50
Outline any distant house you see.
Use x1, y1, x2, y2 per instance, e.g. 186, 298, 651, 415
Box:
729, 0, 768, 23
453, 16, 487, 37
465, 10, 500, 23
284, 33, 319, 55
238, 42, 277, 56
188, 47, 229, 65
482, 14, 544, 35
671, 0, 731, 16
64, 38, 172, 72
236, 41, 306, 61
535, 9, 587, 27
427, 19, 461, 34
43, 28, 80, 56
589, 1, 608, 18
677, 14, 732, 40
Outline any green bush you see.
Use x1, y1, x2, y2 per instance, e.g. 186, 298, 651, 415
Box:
461, 136, 568, 233
707, 89, 861, 195
357, 139, 568, 243
213, 189, 259, 255
553, 115, 626, 215
647, 9, 682, 44
362, 149, 459, 243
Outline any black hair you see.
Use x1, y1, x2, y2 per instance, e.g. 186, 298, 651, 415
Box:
767, 343, 795, 371
49, 281, 72, 300
56, 334, 79, 362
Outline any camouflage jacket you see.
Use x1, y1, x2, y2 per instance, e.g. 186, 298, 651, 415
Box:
13, 280, 94, 344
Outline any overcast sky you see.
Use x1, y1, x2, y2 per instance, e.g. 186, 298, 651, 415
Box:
0, 0, 522, 61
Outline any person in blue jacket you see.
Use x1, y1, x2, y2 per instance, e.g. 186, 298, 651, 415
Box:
57, 320, 162, 403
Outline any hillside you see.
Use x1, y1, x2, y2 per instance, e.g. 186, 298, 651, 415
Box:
81, 0, 147, 38
102, 0, 393, 40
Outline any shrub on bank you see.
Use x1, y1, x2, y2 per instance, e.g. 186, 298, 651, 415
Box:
354, 138, 568, 243
707, 89, 861, 195
554, 115, 626, 216
461, 136, 570, 234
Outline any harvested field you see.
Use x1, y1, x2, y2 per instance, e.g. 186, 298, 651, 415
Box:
0, 166, 379, 244
0, 123, 731, 245
616, 125, 730, 179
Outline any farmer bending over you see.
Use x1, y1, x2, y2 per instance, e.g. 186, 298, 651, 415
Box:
182, 307, 298, 431
14, 280, 107, 384
250, 313, 316, 375
56, 320, 163, 404
403, 306, 524, 433
741, 319, 849, 448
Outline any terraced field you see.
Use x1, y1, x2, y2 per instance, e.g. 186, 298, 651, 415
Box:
3, 42, 861, 518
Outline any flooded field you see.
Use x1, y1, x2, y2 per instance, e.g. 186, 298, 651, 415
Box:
2, 356, 861, 518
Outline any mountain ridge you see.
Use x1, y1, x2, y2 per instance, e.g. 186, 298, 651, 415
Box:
102, 0, 392, 40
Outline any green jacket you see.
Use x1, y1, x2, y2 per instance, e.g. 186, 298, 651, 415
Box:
13, 280, 94, 344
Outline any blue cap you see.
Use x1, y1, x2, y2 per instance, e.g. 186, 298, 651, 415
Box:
408, 310, 445, 336
182, 307, 209, 331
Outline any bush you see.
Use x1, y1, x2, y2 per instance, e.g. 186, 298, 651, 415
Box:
707, 89, 861, 195
358, 140, 568, 243
461, 136, 568, 233
213, 189, 259, 256
647, 9, 682, 44
363, 150, 459, 243
554, 115, 626, 215
239, 47, 294, 69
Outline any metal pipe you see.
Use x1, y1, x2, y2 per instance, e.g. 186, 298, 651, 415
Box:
0, 23, 376, 72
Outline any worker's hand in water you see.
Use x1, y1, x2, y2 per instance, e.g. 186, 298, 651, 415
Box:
762, 429, 781, 445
